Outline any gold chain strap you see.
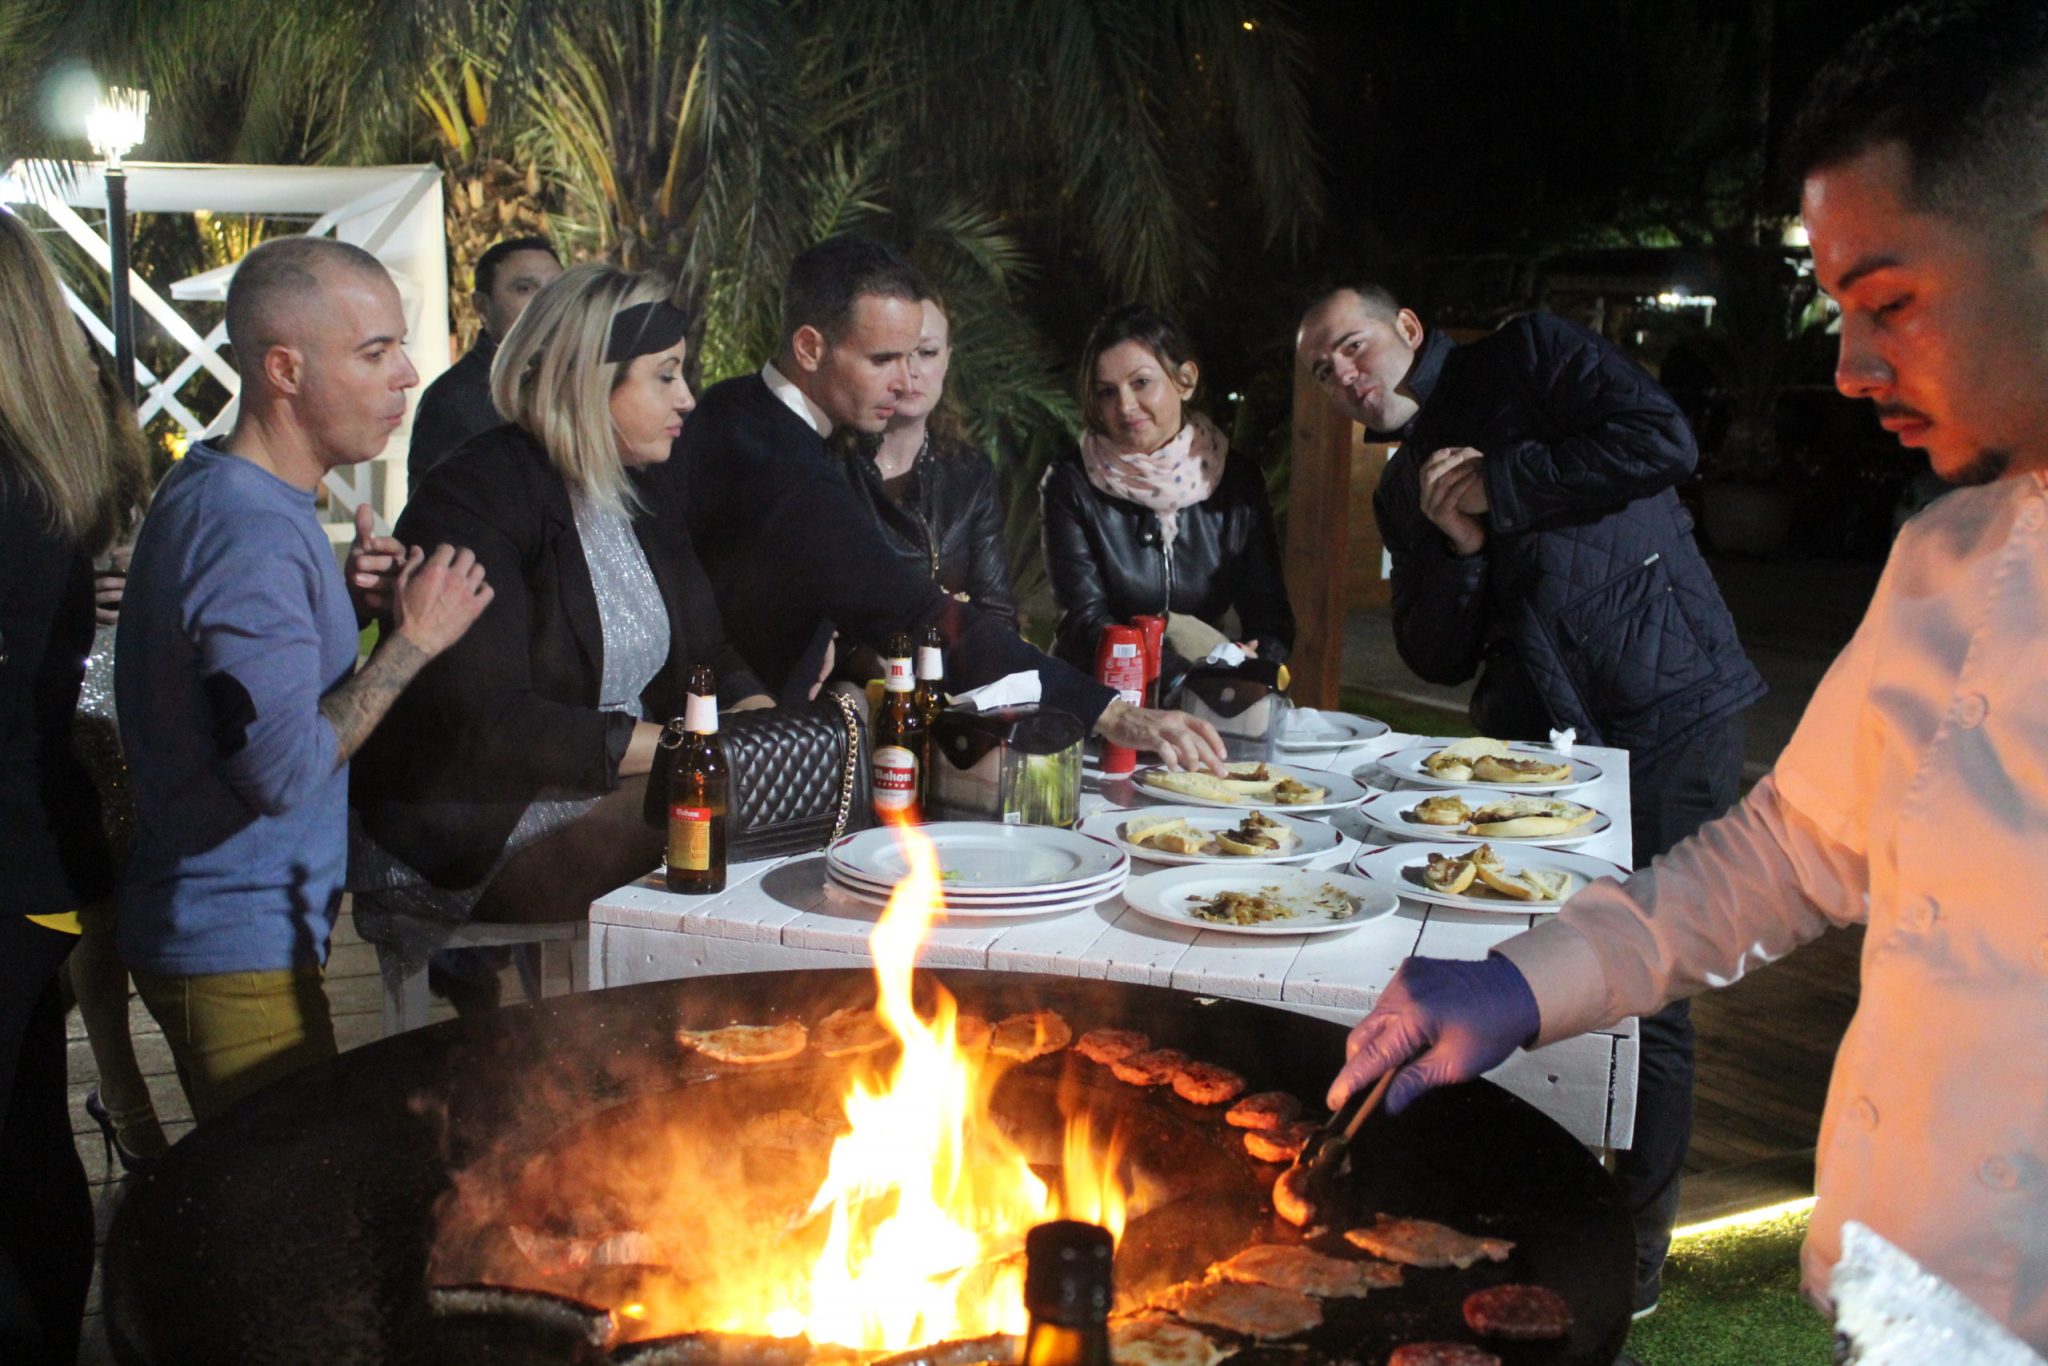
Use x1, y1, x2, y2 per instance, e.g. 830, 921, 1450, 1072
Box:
826, 688, 864, 841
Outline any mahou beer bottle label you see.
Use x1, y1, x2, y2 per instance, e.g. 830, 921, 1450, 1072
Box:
872, 746, 920, 812
886, 656, 915, 690
916, 645, 942, 680
684, 691, 718, 733
668, 805, 713, 870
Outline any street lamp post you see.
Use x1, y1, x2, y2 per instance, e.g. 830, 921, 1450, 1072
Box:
87, 87, 149, 408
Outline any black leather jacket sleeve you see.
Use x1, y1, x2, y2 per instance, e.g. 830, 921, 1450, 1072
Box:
1221, 458, 1295, 662
1483, 317, 1699, 536
1040, 461, 1120, 672
1375, 460, 1491, 687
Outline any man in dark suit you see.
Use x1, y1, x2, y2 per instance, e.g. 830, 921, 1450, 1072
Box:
657, 237, 1223, 770
1298, 284, 1765, 1318
407, 236, 563, 484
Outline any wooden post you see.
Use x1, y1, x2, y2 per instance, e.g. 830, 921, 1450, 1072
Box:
1283, 369, 1360, 709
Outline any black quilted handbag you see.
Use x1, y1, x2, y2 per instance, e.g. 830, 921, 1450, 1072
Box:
643, 689, 875, 861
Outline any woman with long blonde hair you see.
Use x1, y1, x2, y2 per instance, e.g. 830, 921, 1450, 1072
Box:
350, 264, 771, 934
0, 208, 144, 1362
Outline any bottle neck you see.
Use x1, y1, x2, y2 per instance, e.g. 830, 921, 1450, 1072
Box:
684, 691, 718, 734
916, 645, 943, 682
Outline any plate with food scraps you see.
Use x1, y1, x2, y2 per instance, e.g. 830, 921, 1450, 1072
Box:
1348, 841, 1628, 913
1276, 707, 1391, 752
1121, 866, 1400, 937
1372, 738, 1603, 793
1354, 786, 1613, 847
1132, 760, 1367, 813
1079, 805, 1343, 866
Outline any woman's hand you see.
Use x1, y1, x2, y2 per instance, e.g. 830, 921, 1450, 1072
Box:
731, 694, 776, 712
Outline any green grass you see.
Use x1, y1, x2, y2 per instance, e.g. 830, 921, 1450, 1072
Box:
1626, 1208, 1834, 1365
1335, 686, 1476, 739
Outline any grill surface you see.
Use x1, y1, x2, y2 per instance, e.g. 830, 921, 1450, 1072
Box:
104, 969, 1631, 1364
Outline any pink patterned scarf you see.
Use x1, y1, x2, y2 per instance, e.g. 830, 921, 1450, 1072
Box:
1078, 411, 1227, 548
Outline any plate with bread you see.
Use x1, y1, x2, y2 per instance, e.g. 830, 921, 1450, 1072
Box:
1355, 786, 1612, 847
1374, 736, 1602, 792
1349, 841, 1627, 913
1131, 760, 1366, 814
1080, 805, 1343, 866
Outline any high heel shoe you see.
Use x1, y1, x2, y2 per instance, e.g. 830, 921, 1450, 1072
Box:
84, 1088, 161, 1175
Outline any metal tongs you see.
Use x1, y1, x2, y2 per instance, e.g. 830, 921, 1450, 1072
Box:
1294, 1067, 1399, 1204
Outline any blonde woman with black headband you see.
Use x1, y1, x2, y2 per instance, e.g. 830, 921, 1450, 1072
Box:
351, 264, 772, 928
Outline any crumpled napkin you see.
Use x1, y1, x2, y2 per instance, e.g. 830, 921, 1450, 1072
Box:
1204, 642, 1248, 668
1548, 727, 1578, 755
948, 670, 1041, 711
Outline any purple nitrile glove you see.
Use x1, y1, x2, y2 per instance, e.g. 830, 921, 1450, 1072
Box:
1326, 953, 1541, 1114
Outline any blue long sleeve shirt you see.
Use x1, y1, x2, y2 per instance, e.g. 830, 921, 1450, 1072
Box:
115, 443, 359, 975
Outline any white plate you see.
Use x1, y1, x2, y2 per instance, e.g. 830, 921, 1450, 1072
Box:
1122, 866, 1400, 937
1354, 787, 1612, 848
825, 861, 1126, 903
1372, 741, 1603, 793
827, 822, 1124, 894
1277, 708, 1391, 752
1348, 842, 1629, 913
1130, 763, 1368, 814
822, 874, 1113, 919
1078, 806, 1342, 866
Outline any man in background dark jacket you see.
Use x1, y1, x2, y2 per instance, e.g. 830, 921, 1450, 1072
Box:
649, 236, 1225, 771
1298, 284, 1766, 1314
407, 236, 562, 485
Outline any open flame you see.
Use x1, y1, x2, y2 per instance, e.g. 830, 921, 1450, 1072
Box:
793, 818, 1128, 1350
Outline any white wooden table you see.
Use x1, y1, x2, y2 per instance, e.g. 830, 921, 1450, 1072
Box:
589, 731, 1640, 1150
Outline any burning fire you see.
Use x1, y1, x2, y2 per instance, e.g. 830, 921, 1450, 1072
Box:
794, 819, 1128, 1350
434, 819, 1133, 1354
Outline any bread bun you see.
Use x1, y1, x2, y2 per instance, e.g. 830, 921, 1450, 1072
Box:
1413, 795, 1471, 826
1422, 852, 1477, 894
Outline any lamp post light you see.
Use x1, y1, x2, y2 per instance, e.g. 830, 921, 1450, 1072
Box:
87, 86, 149, 407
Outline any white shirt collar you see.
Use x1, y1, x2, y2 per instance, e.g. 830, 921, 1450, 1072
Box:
760, 361, 833, 438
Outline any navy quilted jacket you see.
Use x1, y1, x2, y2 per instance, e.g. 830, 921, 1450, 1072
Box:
1371, 316, 1764, 761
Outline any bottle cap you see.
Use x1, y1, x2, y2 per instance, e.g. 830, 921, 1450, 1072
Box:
1023, 1220, 1113, 1324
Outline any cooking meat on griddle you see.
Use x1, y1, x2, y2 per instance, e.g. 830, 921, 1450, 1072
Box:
1344, 1215, 1515, 1270
1461, 1284, 1572, 1341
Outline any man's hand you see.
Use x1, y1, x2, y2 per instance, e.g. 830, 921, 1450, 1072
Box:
345, 503, 407, 624
1419, 447, 1488, 556
93, 542, 132, 627
1326, 954, 1541, 1114
391, 544, 493, 657
1096, 699, 1228, 774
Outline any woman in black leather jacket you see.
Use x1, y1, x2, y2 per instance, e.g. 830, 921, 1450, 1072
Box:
1041, 304, 1294, 689
835, 294, 1014, 681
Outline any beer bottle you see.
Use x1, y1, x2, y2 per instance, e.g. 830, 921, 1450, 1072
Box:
872, 631, 928, 822
665, 665, 729, 894
1021, 1221, 1113, 1366
913, 625, 946, 730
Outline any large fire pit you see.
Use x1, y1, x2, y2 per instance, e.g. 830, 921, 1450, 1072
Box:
105, 961, 1630, 1364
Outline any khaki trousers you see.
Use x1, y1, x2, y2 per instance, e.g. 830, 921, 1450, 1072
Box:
132, 965, 335, 1125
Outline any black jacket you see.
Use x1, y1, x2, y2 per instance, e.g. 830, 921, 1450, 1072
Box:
648, 374, 1116, 721
1041, 447, 1295, 685
1373, 317, 1764, 760
351, 426, 765, 888
1, 472, 111, 918
407, 336, 502, 486
839, 434, 1017, 626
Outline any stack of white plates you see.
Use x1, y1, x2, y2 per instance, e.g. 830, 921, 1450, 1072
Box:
824, 822, 1128, 918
